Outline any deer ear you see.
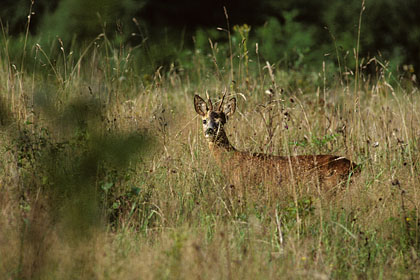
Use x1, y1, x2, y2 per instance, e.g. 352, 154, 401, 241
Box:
224, 98, 236, 117
194, 95, 207, 116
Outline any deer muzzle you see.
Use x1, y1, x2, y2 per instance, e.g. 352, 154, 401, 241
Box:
205, 128, 215, 138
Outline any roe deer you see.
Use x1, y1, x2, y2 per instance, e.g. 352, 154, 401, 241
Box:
194, 94, 359, 191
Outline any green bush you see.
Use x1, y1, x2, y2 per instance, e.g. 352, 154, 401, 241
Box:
254, 12, 317, 69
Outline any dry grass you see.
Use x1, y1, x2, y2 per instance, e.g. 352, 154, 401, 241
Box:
0, 33, 419, 280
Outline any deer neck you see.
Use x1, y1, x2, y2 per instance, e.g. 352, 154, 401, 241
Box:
208, 129, 236, 153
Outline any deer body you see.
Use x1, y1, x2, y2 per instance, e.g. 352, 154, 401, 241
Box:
194, 94, 358, 190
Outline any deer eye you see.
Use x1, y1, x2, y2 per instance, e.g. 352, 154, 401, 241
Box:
202, 119, 207, 125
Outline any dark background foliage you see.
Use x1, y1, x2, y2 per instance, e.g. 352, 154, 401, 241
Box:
1, 0, 419, 74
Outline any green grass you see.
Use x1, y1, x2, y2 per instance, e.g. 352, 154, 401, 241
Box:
0, 25, 419, 280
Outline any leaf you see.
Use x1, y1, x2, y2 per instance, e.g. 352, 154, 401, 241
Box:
112, 201, 121, 209
101, 182, 113, 192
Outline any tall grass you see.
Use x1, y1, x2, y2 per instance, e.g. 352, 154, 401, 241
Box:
0, 14, 419, 280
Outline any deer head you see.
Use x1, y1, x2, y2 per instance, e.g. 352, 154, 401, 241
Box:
194, 93, 236, 143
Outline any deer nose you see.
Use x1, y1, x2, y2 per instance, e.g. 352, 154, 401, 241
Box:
205, 128, 215, 135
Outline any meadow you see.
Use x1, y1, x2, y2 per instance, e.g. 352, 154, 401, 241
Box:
0, 14, 420, 280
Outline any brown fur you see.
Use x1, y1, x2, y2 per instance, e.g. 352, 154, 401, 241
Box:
194, 94, 359, 191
